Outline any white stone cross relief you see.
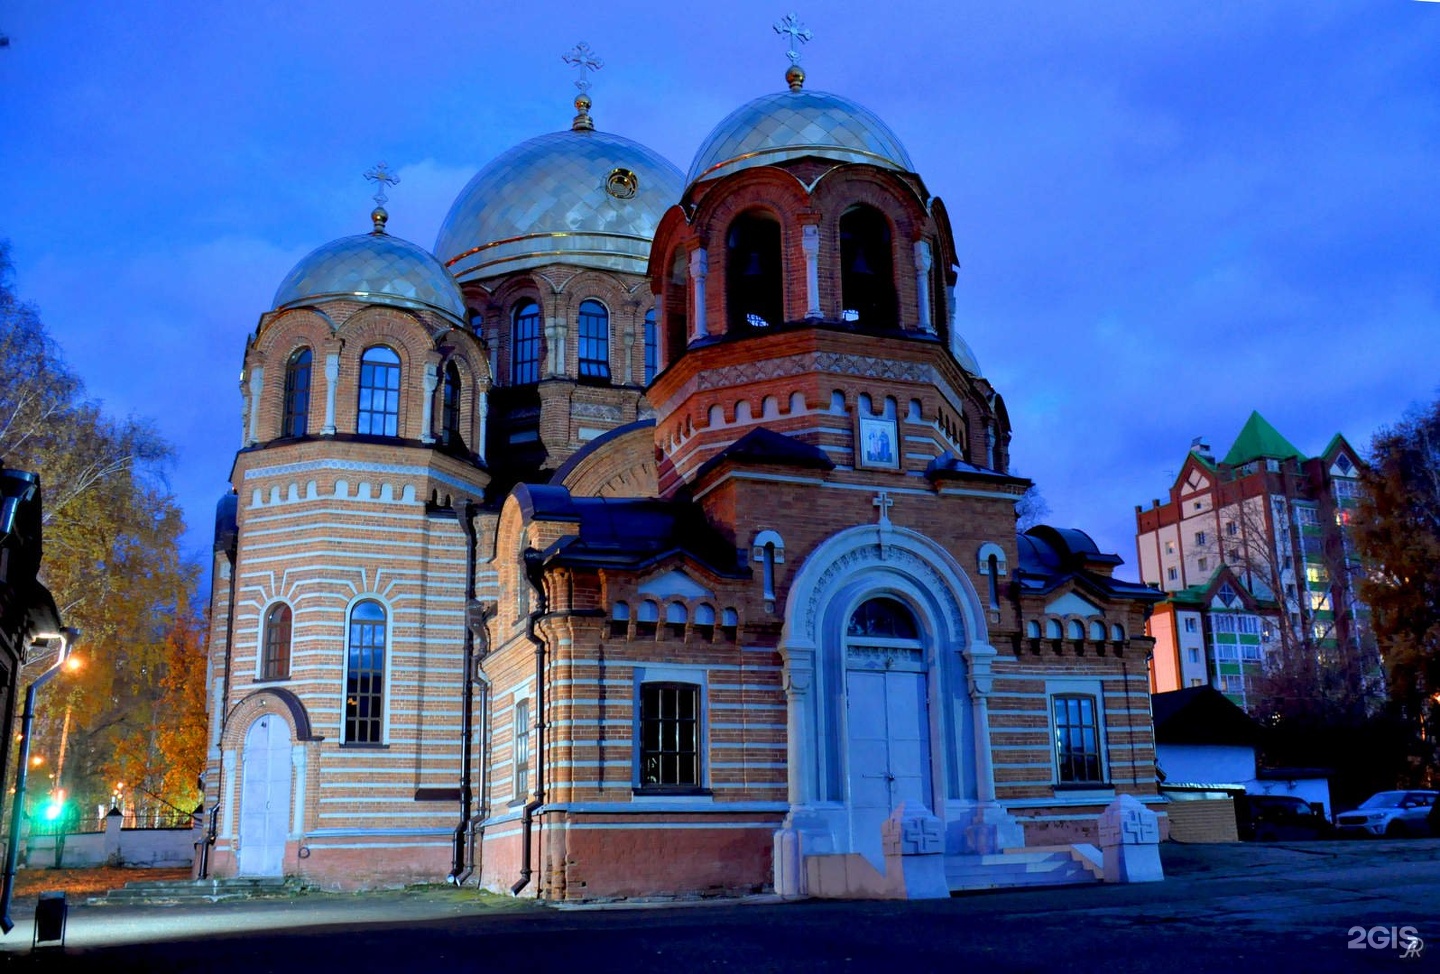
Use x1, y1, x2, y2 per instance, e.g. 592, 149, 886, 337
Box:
872, 491, 894, 524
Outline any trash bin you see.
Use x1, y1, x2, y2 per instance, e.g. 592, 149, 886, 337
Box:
34, 890, 66, 948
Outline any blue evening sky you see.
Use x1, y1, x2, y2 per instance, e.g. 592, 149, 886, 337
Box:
3, 1, 1438, 590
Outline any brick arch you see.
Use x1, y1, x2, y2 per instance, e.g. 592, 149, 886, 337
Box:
435, 330, 489, 454
246, 309, 336, 443
333, 306, 435, 439
487, 278, 547, 387
554, 421, 658, 499
222, 686, 321, 751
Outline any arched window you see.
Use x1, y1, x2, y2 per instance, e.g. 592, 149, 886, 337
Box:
357, 346, 401, 437
1090, 621, 1107, 642
726, 212, 783, 330
440, 361, 462, 448
840, 206, 896, 327
577, 299, 609, 379
847, 597, 919, 640
666, 601, 688, 639
512, 301, 542, 384
643, 308, 658, 384
282, 349, 312, 438
345, 600, 387, 744
261, 603, 292, 680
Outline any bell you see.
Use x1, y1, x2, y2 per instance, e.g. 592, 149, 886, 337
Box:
742, 251, 764, 276
848, 247, 874, 276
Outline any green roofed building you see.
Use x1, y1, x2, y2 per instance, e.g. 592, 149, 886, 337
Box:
1134, 413, 1379, 712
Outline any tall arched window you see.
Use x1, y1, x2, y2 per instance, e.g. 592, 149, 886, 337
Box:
261, 603, 292, 680
512, 301, 542, 384
345, 600, 387, 744
643, 308, 658, 384
357, 346, 401, 436
440, 361, 462, 448
726, 212, 783, 331
577, 299, 609, 379
840, 206, 896, 328
282, 349, 312, 438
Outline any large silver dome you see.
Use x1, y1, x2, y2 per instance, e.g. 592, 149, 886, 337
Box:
272, 231, 467, 321
436, 129, 684, 282
687, 89, 914, 186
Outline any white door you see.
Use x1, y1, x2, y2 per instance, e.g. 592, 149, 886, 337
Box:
846, 664, 933, 868
238, 714, 291, 876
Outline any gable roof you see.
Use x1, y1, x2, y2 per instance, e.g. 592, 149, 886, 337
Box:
692, 426, 835, 482
1222, 411, 1304, 466
1152, 686, 1262, 747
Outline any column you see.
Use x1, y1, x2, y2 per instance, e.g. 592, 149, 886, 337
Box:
689, 247, 708, 343
802, 225, 821, 318
913, 240, 934, 333
420, 361, 439, 444
321, 353, 340, 436
246, 367, 264, 446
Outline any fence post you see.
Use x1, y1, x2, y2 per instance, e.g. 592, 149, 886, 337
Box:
103, 808, 122, 865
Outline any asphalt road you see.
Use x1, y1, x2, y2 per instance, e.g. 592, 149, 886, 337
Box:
2, 840, 1436, 973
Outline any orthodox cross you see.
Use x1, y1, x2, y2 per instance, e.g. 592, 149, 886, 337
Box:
773, 13, 812, 66
363, 162, 400, 208
872, 491, 894, 525
562, 41, 604, 94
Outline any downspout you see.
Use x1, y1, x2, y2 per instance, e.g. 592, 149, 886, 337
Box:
201, 505, 240, 879
511, 547, 548, 896
448, 501, 482, 884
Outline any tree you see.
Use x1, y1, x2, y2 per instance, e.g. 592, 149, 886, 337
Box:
1014, 484, 1050, 532
0, 240, 201, 820
1352, 396, 1440, 783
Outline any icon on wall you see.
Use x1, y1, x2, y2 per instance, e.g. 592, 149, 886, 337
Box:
857, 416, 899, 470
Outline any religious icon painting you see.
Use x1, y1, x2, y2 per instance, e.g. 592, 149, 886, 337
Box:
857, 416, 900, 470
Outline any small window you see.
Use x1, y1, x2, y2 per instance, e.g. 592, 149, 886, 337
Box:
262, 603, 292, 680
1167, 567, 1178, 582
643, 308, 658, 384
513, 698, 531, 799
1067, 620, 1084, 640
577, 299, 610, 380
1187, 647, 1200, 664
720, 607, 739, 641
1111, 624, 1124, 642
1198, 557, 1208, 572
639, 682, 701, 789
693, 604, 716, 641
1052, 695, 1103, 784
440, 361, 463, 448
1225, 521, 1238, 537
665, 601, 688, 639
357, 347, 401, 437
1089, 621, 1106, 642
345, 600, 387, 744
1163, 541, 1175, 555
636, 600, 659, 638
847, 597, 918, 640
282, 349, 312, 438
1195, 531, 1207, 546
1183, 617, 1198, 634
1026, 620, 1041, 638
512, 301, 542, 384
1046, 619, 1062, 639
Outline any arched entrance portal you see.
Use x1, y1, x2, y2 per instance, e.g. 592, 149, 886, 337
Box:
844, 597, 932, 866
238, 713, 291, 876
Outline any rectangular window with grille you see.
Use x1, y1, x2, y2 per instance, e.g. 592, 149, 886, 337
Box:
639, 682, 701, 789
345, 602, 387, 744
577, 300, 610, 379
1052, 694, 1103, 784
512, 303, 542, 384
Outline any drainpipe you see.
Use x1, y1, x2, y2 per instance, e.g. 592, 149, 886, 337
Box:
201, 495, 240, 881
449, 501, 483, 885
511, 547, 549, 896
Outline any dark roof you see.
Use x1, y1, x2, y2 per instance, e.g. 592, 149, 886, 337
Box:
1152, 686, 1262, 747
692, 427, 834, 482
548, 419, 656, 486
515, 483, 745, 578
924, 452, 1029, 486
1014, 525, 1163, 603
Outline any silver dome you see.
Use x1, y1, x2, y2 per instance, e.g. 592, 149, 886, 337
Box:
687, 89, 914, 186
272, 231, 467, 321
436, 129, 684, 282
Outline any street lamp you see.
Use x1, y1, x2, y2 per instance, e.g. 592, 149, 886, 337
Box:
0, 627, 79, 935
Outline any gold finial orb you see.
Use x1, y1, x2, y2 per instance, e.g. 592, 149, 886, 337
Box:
786, 65, 805, 91
371, 206, 389, 234
572, 93, 594, 131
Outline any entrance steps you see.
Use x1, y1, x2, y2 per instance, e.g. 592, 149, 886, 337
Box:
945, 844, 1102, 892
87, 876, 304, 906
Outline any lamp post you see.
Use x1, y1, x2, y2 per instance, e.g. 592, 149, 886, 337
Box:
0, 628, 77, 935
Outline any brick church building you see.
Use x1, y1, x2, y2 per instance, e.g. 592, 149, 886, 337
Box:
202, 43, 1165, 900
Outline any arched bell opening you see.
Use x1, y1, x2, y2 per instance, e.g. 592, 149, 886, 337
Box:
725, 211, 784, 332
839, 205, 896, 329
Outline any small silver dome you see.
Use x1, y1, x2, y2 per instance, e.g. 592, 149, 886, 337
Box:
687, 89, 914, 186
436, 129, 684, 282
273, 232, 467, 321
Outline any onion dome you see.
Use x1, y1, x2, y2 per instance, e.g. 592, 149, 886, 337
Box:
272, 218, 467, 322
435, 129, 684, 282
686, 88, 914, 186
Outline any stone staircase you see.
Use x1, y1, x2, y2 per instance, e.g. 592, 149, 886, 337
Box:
945, 844, 1103, 892
87, 876, 305, 906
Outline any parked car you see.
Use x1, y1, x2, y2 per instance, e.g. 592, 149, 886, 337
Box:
1235, 794, 1332, 841
1334, 790, 1438, 838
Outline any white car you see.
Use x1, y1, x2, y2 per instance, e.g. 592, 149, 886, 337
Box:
1334, 790, 1438, 837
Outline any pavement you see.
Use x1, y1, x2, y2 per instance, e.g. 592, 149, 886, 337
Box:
1, 838, 1436, 972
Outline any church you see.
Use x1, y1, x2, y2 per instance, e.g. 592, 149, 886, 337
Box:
201, 29, 1165, 900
